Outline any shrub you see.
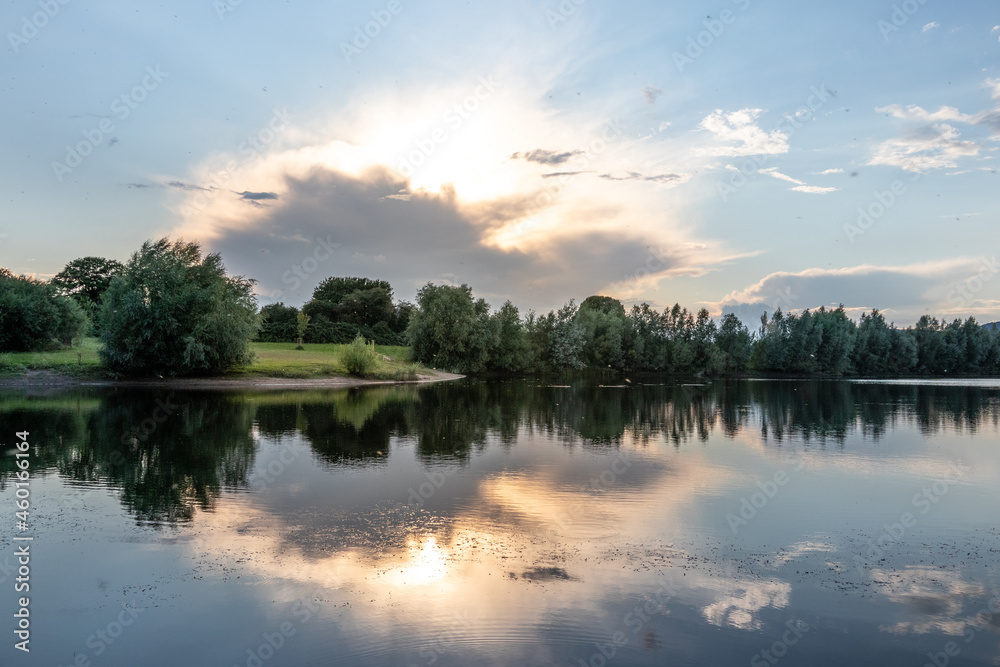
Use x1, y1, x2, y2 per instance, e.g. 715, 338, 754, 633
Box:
340, 335, 381, 376
0, 269, 89, 351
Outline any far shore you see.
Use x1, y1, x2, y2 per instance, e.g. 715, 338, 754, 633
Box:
0, 368, 465, 391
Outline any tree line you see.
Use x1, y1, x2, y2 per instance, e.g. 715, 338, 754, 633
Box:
404, 283, 1000, 376
2, 238, 998, 377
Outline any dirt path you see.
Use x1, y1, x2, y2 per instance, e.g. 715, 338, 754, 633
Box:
0, 369, 464, 391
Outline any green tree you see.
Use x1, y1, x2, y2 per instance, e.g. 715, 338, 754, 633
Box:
98, 238, 260, 375
0, 268, 88, 351
406, 283, 495, 372
488, 301, 532, 373
549, 300, 586, 370
578, 296, 627, 369
51, 256, 124, 306
304, 277, 395, 327
257, 302, 299, 342
715, 313, 752, 373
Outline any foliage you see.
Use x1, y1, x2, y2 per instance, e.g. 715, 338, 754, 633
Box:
549, 300, 586, 370
257, 302, 299, 342
98, 238, 260, 375
304, 276, 396, 329
0, 268, 89, 351
296, 310, 310, 339
487, 301, 532, 373
339, 334, 382, 376
52, 256, 123, 305
51, 256, 124, 335
715, 313, 752, 373
406, 283, 495, 372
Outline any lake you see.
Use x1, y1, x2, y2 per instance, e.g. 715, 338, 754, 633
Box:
1, 377, 999, 666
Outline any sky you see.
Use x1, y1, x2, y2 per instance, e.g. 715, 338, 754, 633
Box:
2, 0, 999, 327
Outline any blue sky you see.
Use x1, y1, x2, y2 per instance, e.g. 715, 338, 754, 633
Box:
2, 0, 998, 325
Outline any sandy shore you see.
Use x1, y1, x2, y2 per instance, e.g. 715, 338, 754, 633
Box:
0, 368, 465, 391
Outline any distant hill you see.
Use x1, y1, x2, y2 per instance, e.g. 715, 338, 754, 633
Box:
983, 322, 1000, 331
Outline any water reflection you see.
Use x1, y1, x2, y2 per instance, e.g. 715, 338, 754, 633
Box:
2, 378, 999, 665
3, 379, 1000, 525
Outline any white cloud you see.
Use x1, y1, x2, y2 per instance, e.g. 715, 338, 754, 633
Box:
870, 82, 1000, 171
790, 185, 837, 194
869, 122, 979, 171
757, 168, 837, 194
716, 257, 1000, 327
876, 104, 975, 124
698, 108, 789, 157
922, 22, 939, 32
758, 167, 804, 185
814, 168, 843, 175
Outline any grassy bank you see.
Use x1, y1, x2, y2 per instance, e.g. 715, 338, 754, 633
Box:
0, 338, 425, 381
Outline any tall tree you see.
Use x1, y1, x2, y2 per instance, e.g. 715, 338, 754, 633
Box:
406, 283, 495, 372
51, 256, 124, 306
99, 238, 260, 375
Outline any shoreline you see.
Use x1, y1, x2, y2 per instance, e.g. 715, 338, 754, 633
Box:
0, 368, 465, 391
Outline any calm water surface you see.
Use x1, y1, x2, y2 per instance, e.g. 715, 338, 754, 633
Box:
1, 378, 999, 666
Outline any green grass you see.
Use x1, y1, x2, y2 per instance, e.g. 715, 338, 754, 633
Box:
0, 338, 426, 381
239, 342, 422, 380
0, 337, 103, 377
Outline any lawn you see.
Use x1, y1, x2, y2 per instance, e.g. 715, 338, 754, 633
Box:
0, 337, 103, 376
239, 342, 421, 380
0, 339, 423, 380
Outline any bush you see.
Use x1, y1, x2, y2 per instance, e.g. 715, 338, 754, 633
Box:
99, 238, 260, 376
340, 335, 381, 376
0, 269, 89, 351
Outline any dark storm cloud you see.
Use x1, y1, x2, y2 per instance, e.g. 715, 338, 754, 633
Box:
510, 149, 584, 166
206, 166, 680, 310
167, 180, 211, 191
237, 191, 279, 201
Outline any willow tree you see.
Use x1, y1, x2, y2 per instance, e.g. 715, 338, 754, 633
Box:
99, 239, 260, 375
